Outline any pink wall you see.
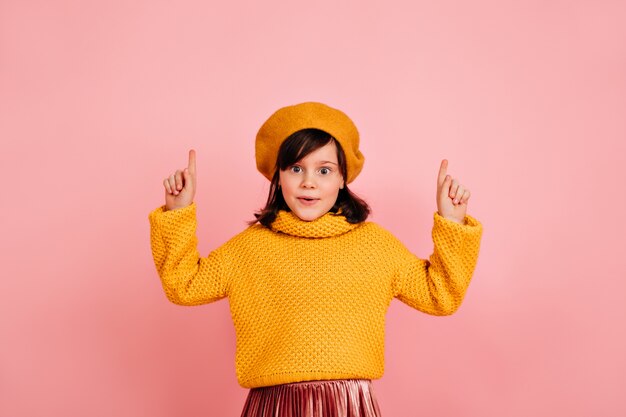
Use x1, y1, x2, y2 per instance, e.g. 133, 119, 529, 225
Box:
1, 1, 625, 416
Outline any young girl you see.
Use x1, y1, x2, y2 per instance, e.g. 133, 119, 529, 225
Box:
148, 102, 483, 417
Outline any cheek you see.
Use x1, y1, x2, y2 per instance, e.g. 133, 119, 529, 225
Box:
323, 182, 342, 196
280, 179, 296, 197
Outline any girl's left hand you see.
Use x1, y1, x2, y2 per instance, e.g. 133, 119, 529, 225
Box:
436, 159, 471, 224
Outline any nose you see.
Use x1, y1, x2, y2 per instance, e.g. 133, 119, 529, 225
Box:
300, 171, 316, 188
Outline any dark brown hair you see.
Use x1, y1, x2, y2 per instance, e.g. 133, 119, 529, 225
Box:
249, 128, 371, 227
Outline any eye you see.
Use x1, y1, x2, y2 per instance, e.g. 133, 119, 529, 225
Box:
290, 166, 301, 173
320, 167, 331, 175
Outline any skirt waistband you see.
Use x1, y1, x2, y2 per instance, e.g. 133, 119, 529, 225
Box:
240, 379, 382, 417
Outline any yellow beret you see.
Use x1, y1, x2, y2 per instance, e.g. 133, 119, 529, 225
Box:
255, 102, 365, 184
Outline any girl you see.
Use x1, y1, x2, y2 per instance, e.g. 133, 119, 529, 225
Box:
148, 102, 483, 417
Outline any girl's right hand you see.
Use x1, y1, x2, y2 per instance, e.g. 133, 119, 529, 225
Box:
163, 149, 197, 211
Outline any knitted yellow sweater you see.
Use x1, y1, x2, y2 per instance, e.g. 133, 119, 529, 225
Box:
148, 203, 483, 388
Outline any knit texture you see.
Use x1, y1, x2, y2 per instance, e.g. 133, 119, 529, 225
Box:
148, 203, 483, 388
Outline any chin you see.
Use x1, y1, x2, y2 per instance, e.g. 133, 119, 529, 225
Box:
292, 210, 323, 222
287, 203, 328, 222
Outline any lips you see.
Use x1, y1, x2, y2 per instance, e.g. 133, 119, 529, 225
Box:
297, 197, 319, 205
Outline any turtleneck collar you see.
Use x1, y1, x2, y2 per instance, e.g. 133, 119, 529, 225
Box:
270, 209, 360, 238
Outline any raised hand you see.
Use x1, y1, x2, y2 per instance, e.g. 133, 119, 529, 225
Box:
163, 149, 197, 211
436, 159, 470, 224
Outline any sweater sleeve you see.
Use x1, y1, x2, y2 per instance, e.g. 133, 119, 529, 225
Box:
148, 202, 230, 306
391, 212, 483, 316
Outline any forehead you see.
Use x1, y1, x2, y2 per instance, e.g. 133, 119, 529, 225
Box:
299, 141, 338, 163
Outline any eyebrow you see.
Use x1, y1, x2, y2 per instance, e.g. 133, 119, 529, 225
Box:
318, 161, 338, 165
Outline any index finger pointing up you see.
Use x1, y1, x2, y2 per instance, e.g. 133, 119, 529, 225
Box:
438, 159, 448, 186
188, 149, 196, 175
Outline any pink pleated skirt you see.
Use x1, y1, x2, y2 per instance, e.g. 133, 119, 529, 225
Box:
239, 379, 382, 417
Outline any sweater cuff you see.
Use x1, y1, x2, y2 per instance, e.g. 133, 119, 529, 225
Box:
432, 211, 483, 238
149, 202, 196, 222
148, 202, 198, 245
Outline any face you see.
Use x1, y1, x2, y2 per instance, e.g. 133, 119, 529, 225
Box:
278, 141, 345, 222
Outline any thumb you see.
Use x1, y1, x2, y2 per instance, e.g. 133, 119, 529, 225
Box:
183, 168, 194, 190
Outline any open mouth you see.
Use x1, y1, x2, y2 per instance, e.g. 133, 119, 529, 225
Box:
298, 197, 319, 204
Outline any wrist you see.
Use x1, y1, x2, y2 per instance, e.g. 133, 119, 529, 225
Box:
444, 215, 466, 225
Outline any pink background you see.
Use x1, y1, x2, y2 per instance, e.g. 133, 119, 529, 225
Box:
1, 0, 625, 416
